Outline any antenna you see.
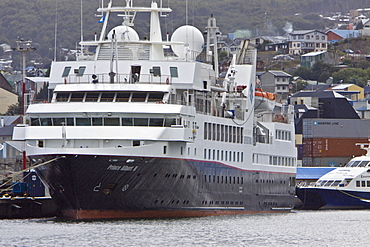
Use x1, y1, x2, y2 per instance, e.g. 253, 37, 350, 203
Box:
54, 0, 58, 61
80, 0, 84, 56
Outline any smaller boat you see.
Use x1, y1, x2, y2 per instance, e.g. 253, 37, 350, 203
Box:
296, 143, 370, 210
254, 88, 275, 113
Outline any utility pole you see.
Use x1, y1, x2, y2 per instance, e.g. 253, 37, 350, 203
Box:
12, 38, 36, 171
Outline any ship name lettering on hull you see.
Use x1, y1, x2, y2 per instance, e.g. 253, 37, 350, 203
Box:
107, 165, 138, 172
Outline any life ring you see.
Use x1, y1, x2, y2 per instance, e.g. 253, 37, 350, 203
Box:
276, 114, 284, 121
42, 101, 49, 103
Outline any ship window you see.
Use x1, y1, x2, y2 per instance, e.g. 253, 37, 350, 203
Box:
38, 140, 44, 148
332, 180, 341, 186
148, 93, 164, 102
164, 146, 167, 154
131, 93, 147, 102
70, 93, 85, 102
56, 92, 70, 102
92, 117, 103, 126
30, 118, 40, 126
53, 118, 65, 126
134, 118, 149, 126
66, 118, 74, 126
76, 118, 91, 126
133, 140, 140, 146
149, 118, 164, 127
356, 181, 361, 187
367, 181, 370, 187
362, 181, 366, 187
40, 118, 52, 126
170, 67, 178, 78
122, 118, 133, 126
62, 67, 71, 77
105, 118, 120, 126
77, 66, 86, 76
100, 93, 115, 102
152, 66, 161, 76
85, 93, 100, 102
358, 161, 369, 167
164, 118, 176, 127
116, 93, 131, 102
350, 161, 360, 167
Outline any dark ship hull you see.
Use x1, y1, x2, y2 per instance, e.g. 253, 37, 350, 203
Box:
34, 155, 295, 219
296, 186, 370, 210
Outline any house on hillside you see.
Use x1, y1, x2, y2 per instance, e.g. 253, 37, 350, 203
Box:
326, 30, 359, 43
326, 84, 364, 102
288, 30, 327, 56
259, 70, 291, 102
300, 51, 329, 68
360, 19, 370, 36
0, 73, 18, 114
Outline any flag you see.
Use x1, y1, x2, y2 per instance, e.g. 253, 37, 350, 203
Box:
98, 14, 106, 23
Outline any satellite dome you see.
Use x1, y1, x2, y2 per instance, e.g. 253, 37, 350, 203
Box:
107, 26, 139, 41
171, 25, 204, 59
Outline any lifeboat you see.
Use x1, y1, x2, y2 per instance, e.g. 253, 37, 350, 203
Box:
254, 88, 276, 113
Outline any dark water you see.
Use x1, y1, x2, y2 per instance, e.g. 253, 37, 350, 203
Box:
0, 210, 369, 246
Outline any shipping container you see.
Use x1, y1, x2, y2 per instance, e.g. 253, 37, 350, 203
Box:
302, 137, 368, 158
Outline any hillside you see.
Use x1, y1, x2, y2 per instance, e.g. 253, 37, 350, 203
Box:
0, 0, 369, 67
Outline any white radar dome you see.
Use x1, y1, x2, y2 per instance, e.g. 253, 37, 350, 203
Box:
171, 25, 204, 59
107, 26, 139, 41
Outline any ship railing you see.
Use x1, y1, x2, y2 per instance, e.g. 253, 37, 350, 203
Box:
63, 73, 173, 85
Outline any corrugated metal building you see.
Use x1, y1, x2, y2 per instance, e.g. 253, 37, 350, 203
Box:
302, 119, 370, 166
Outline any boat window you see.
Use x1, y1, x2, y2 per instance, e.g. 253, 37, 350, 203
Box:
77, 66, 86, 77
131, 93, 147, 102
76, 118, 91, 126
147, 93, 164, 102
324, 180, 334, 186
152, 66, 161, 76
85, 93, 100, 102
62, 67, 71, 77
164, 118, 176, 127
30, 118, 40, 126
66, 118, 74, 126
70, 93, 85, 102
105, 118, 120, 126
56, 93, 70, 102
319, 180, 327, 186
122, 118, 133, 126
101, 93, 115, 102
149, 118, 164, 127
92, 117, 103, 126
350, 161, 361, 167
356, 181, 361, 187
358, 161, 369, 167
170, 67, 178, 78
116, 93, 131, 102
134, 118, 149, 126
53, 118, 66, 126
345, 161, 354, 167
40, 118, 52, 126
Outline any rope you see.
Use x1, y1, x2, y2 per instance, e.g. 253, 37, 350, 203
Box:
0, 156, 64, 193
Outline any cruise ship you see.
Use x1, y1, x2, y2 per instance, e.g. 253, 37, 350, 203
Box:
13, 0, 297, 219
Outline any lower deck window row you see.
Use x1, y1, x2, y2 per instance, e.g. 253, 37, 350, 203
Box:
203, 149, 243, 162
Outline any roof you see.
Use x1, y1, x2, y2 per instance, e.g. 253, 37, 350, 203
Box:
296, 167, 335, 180
0, 116, 21, 126
266, 70, 291, 77
328, 84, 355, 90
291, 90, 343, 99
290, 30, 325, 35
326, 29, 359, 38
301, 51, 327, 57
0, 124, 15, 137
